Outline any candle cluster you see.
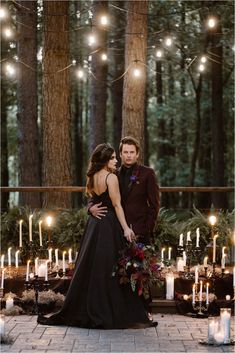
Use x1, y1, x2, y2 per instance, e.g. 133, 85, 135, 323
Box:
208, 308, 231, 344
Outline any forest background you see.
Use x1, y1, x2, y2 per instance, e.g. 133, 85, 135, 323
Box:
1, 0, 234, 214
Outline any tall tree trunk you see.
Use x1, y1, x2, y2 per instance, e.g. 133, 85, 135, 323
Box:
122, 0, 148, 163
211, 21, 227, 208
42, 0, 72, 209
1, 78, 9, 211
89, 1, 108, 153
17, 0, 41, 208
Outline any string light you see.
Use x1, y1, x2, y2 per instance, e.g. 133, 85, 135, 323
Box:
133, 68, 141, 78
3, 27, 13, 38
87, 34, 96, 46
5, 63, 16, 76
165, 37, 172, 47
77, 69, 84, 79
155, 49, 163, 58
101, 53, 107, 61
0, 7, 8, 19
100, 15, 108, 26
200, 56, 207, 63
207, 17, 216, 29
198, 64, 205, 72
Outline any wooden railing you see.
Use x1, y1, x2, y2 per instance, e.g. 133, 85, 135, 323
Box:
0, 186, 233, 193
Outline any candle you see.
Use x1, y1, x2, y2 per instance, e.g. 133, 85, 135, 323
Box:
38, 263, 46, 277
186, 231, 191, 243
168, 247, 172, 261
214, 330, 225, 345
7, 247, 11, 267
161, 248, 165, 263
68, 248, 72, 263
45, 260, 48, 281
222, 246, 226, 258
39, 220, 43, 247
0, 315, 5, 335
199, 280, 203, 302
19, 219, 23, 247
179, 233, 183, 247
6, 296, 14, 310
55, 249, 59, 267
35, 257, 39, 276
26, 260, 30, 281
1, 255, 4, 269
212, 234, 218, 263
196, 228, 200, 247
182, 251, 187, 266
192, 284, 195, 304
206, 283, 209, 305
220, 308, 231, 343
221, 254, 226, 269
208, 319, 219, 342
203, 256, 208, 268
48, 248, 52, 262
195, 266, 198, 284
1, 269, 6, 288
177, 258, 185, 272
233, 267, 235, 286
166, 273, 174, 300
15, 250, 20, 268
29, 214, 33, 242
62, 251, 66, 273
183, 294, 188, 300
226, 295, 231, 301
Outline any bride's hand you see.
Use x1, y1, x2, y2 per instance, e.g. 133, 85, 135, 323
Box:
124, 227, 135, 242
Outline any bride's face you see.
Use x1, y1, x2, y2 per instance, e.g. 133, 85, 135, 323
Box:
106, 152, 117, 172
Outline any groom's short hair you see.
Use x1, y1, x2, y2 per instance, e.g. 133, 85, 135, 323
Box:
119, 136, 140, 153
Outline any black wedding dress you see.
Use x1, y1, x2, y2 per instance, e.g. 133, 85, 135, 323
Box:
37, 189, 152, 329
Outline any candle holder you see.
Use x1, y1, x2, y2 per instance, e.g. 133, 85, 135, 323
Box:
24, 275, 50, 315
192, 300, 209, 317
62, 270, 67, 279
29, 241, 35, 261
6, 265, 13, 279
221, 268, 225, 277
204, 266, 208, 278
55, 265, 60, 279
177, 245, 184, 257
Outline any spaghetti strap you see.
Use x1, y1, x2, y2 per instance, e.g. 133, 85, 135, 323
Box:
105, 173, 111, 187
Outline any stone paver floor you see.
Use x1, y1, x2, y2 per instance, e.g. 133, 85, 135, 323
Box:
1, 314, 234, 353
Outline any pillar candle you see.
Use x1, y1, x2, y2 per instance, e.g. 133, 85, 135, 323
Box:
39, 220, 43, 247
192, 284, 195, 304
62, 251, 66, 273
179, 233, 183, 247
220, 309, 231, 343
19, 219, 23, 248
177, 258, 185, 272
29, 214, 33, 242
222, 246, 226, 258
45, 261, 48, 281
183, 251, 187, 266
213, 234, 218, 263
168, 247, 172, 261
38, 264, 46, 277
161, 248, 165, 262
196, 228, 200, 247
186, 231, 191, 243
6, 296, 14, 310
166, 274, 174, 300
199, 281, 203, 302
0, 316, 5, 335
35, 257, 39, 276
15, 250, 19, 268
221, 254, 226, 269
1, 255, 4, 269
203, 256, 208, 268
55, 249, 59, 267
208, 319, 218, 342
1, 269, 5, 288
195, 266, 198, 284
68, 248, 72, 263
7, 247, 11, 267
206, 283, 209, 305
26, 260, 30, 282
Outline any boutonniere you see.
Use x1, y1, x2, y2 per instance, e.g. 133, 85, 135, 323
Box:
128, 168, 140, 188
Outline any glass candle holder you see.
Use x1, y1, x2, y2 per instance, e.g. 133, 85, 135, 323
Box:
220, 308, 231, 344
0, 314, 5, 336
207, 317, 219, 344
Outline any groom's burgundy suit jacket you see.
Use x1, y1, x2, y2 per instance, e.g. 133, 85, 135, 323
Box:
117, 164, 160, 238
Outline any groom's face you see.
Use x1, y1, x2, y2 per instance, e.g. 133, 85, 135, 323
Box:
120, 144, 139, 168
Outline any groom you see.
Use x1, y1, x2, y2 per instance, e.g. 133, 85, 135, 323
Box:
89, 136, 160, 315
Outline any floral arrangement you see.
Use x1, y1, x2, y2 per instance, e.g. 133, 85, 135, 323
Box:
113, 242, 161, 299
21, 289, 65, 305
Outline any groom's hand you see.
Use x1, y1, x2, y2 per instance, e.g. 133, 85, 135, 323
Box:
89, 202, 108, 219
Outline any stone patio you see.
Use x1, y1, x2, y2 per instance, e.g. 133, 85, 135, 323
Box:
1, 314, 234, 353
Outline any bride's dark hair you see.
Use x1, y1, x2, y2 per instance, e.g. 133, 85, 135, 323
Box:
86, 143, 115, 196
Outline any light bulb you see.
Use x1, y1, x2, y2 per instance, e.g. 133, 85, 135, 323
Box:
208, 215, 217, 226
3, 27, 13, 38
5, 64, 15, 76
133, 68, 141, 77
198, 64, 205, 72
207, 17, 216, 28
46, 216, 53, 227
200, 56, 207, 63
101, 53, 107, 61
156, 50, 163, 58
0, 7, 7, 19
77, 69, 84, 79
165, 37, 172, 46
100, 15, 108, 26
88, 34, 96, 46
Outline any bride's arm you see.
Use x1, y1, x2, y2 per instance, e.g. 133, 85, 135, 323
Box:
106, 173, 134, 242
